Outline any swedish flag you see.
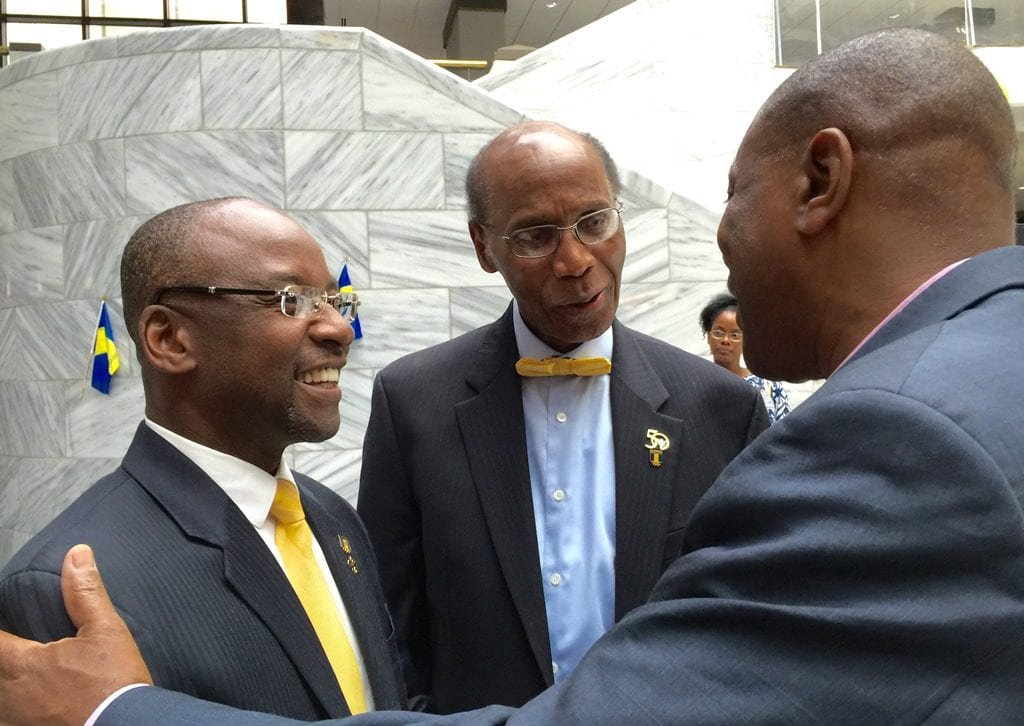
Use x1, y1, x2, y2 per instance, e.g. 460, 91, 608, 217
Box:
91, 301, 120, 394
338, 263, 363, 340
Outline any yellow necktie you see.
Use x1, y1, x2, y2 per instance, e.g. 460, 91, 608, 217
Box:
272, 480, 368, 714
515, 356, 612, 377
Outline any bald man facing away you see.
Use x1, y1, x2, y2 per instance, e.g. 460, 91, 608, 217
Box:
2, 27, 1024, 725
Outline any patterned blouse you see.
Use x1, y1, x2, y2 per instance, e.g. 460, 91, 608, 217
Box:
745, 374, 791, 424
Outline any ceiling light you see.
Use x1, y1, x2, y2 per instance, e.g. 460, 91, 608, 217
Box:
546, 2, 558, 7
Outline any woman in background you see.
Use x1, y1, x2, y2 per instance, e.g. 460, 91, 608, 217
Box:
699, 292, 791, 423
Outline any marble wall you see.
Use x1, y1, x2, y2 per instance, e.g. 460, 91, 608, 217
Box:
0, 3, 794, 565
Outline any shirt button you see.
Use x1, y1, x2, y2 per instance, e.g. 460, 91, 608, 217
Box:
553, 489, 566, 502
555, 411, 567, 423
549, 572, 562, 586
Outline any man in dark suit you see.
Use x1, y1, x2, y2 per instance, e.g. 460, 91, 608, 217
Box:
0, 198, 405, 719
356, 120, 768, 711
3, 27, 1024, 724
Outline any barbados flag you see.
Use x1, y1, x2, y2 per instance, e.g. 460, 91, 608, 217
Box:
338, 262, 363, 340
91, 301, 120, 394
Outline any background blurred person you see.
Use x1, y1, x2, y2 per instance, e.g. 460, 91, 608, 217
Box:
699, 292, 790, 423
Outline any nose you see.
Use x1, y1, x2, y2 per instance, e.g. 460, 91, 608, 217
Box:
550, 227, 595, 278
310, 305, 356, 347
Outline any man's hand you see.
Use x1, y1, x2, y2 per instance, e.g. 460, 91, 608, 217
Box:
0, 544, 152, 726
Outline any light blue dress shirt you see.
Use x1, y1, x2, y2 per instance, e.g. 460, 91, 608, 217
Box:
512, 302, 616, 682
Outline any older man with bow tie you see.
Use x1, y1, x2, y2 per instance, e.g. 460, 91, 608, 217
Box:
355, 120, 768, 714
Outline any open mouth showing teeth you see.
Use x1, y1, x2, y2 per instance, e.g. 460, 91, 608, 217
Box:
299, 368, 340, 385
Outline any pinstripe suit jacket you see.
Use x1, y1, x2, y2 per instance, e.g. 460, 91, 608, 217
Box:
357, 307, 768, 713
0, 423, 405, 720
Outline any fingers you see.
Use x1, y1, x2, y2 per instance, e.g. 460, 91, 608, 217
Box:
60, 544, 111, 633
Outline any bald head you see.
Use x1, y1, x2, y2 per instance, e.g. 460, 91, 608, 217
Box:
465, 121, 621, 224
120, 197, 259, 346
755, 28, 1016, 209
719, 29, 1017, 382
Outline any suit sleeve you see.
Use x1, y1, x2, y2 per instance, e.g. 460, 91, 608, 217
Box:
357, 372, 432, 710
100, 686, 518, 725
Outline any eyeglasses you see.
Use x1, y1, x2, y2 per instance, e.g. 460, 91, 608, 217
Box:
482, 205, 623, 259
709, 329, 743, 342
155, 285, 360, 321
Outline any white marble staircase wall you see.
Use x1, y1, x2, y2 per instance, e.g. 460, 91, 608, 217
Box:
0, 19, 727, 566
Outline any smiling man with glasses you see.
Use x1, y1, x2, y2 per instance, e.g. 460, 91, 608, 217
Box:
355, 120, 769, 713
0, 197, 406, 720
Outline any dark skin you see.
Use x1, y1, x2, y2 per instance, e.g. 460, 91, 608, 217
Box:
138, 200, 352, 473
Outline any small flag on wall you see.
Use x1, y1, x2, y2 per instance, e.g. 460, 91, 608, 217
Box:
338, 262, 363, 340
91, 300, 120, 394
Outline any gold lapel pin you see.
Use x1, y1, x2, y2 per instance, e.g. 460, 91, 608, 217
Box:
644, 428, 670, 468
338, 535, 359, 574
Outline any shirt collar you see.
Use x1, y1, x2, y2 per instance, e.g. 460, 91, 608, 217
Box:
143, 418, 292, 528
834, 258, 968, 373
511, 299, 614, 361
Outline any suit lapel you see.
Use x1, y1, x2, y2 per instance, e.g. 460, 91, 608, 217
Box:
122, 426, 350, 717
455, 308, 553, 681
609, 324, 686, 619
301, 480, 404, 711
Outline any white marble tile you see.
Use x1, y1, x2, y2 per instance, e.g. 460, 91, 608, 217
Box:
65, 216, 147, 302
341, 287, 452, 370
280, 26, 362, 51
618, 280, 727, 353
622, 207, 670, 284
0, 309, 19, 378
67, 378, 145, 458
281, 50, 362, 131
58, 53, 203, 144
0, 382, 66, 456
11, 139, 126, 228
125, 131, 285, 215
288, 211, 370, 285
117, 25, 282, 56
0, 163, 13, 234
617, 169, 673, 209
443, 133, 497, 210
0, 73, 59, 162
285, 131, 444, 210
0, 36, 118, 90
363, 57, 508, 133
290, 447, 363, 505
667, 193, 729, 282
368, 211, 493, 289
361, 33, 522, 129
15, 299, 131, 382
0, 456, 119, 535
450, 287, 511, 338
0, 226, 63, 308
201, 49, 283, 130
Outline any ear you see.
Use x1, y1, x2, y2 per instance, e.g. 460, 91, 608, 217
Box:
138, 306, 198, 374
795, 127, 853, 236
469, 221, 498, 273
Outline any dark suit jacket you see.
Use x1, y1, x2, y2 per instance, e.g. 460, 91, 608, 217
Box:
97, 246, 1024, 725
356, 308, 768, 712
0, 423, 405, 720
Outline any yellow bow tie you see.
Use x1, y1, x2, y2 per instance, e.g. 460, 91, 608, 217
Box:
516, 356, 612, 377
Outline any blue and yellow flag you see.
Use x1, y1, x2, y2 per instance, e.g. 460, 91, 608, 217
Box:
338, 262, 363, 340
91, 301, 120, 394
